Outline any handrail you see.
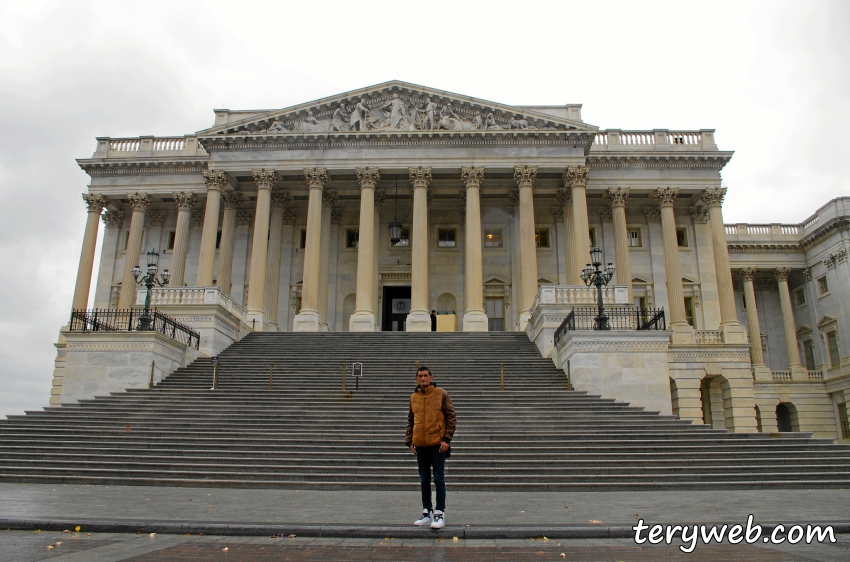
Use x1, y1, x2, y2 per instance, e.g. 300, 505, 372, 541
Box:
554, 308, 666, 345
69, 308, 200, 350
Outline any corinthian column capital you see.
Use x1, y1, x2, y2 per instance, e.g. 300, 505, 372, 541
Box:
689, 205, 710, 224
774, 267, 792, 282
102, 209, 124, 228
605, 187, 630, 208
654, 187, 679, 208
127, 192, 151, 212
221, 190, 244, 210
356, 167, 381, 189
173, 192, 197, 211
82, 193, 108, 213
409, 166, 432, 189
738, 267, 757, 281
253, 169, 277, 190
271, 189, 292, 209
461, 166, 485, 188
513, 165, 537, 189
565, 165, 590, 188
556, 188, 572, 207
322, 189, 338, 208
304, 168, 328, 189
702, 187, 727, 209
202, 169, 228, 192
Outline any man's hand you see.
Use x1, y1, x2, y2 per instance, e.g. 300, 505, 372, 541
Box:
438, 442, 449, 453
409, 445, 417, 456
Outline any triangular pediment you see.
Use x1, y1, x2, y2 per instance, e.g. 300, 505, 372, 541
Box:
198, 81, 595, 137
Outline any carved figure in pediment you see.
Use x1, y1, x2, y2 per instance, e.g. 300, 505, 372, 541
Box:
509, 117, 529, 129
331, 104, 350, 132
293, 110, 332, 133
267, 119, 290, 133
382, 94, 409, 130
438, 103, 477, 131
472, 111, 483, 130
484, 112, 501, 130
348, 98, 370, 131
419, 97, 437, 130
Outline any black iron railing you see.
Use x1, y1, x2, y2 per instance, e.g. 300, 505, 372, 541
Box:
554, 307, 666, 345
69, 308, 200, 350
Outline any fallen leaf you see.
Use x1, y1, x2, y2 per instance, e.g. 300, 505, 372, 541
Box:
465, 524, 470, 528
536, 551, 544, 555
288, 534, 296, 538
565, 506, 570, 509
54, 541, 62, 546
589, 520, 602, 524
125, 425, 131, 432
197, 533, 204, 536
222, 547, 228, 551
86, 533, 91, 537
634, 514, 639, 517
543, 537, 548, 541
62, 529, 70, 533
379, 542, 387, 546
453, 537, 458, 541
34, 530, 41, 533
149, 533, 156, 538
521, 511, 526, 514
146, 499, 150, 502
185, 533, 190, 537
46, 546, 54, 550
75, 526, 81, 532
560, 554, 566, 558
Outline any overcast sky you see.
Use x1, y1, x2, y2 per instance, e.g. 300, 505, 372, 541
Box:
0, 0, 848, 418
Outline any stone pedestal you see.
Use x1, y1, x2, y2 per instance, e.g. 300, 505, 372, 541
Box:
462, 311, 488, 332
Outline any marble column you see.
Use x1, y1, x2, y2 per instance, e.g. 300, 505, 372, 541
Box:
264, 189, 290, 330
168, 192, 197, 287
317, 189, 337, 330
350, 169, 379, 331
556, 188, 576, 285
246, 169, 276, 329
739, 268, 769, 376
655, 188, 693, 343
216, 190, 243, 295
293, 168, 328, 332
702, 188, 747, 343
515, 165, 539, 329
407, 167, 433, 332
118, 192, 150, 309
196, 170, 228, 287
775, 267, 806, 379
462, 167, 488, 331
567, 166, 591, 284
71, 194, 108, 311
606, 188, 632, 301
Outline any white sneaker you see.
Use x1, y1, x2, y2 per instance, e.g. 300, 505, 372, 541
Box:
414, 510, 432, 526
430, 510, 445, 529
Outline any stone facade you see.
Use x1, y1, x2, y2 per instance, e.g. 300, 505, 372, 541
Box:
51, 81, 849, 442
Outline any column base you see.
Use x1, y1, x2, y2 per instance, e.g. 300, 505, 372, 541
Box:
462, 310, 489, 332
669, 322, 695, 345
318, 323, 329, 332
790, 365, 808, 381
246, 310, 266, 332
293, 310, 321, 332
349, 311, 376, 332
406, 310, 432, 332
753, 364, 772, 382
721, 321, 747, 344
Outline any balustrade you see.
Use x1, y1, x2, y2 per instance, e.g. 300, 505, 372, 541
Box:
695, 330, 723, 345
771, 370, 792, 382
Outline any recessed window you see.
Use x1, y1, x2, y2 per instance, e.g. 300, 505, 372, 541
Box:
795, 287, 806, 306
803, 339, 816, 370
676, 228, 689, 247
839, 402, 850, 439
589, 228, 597, 247
346, 229, 359, 248
438, 229, 456, 248
392, 228, 409, 247
827, 330, 840, 368
486, 298, 504, 331
817, 276, 829, 296
300, 229, 307, 249
535, 228, 550, 248
166, 231, 176, 251
123, 231, 131, 251
215, 230, 222, 250
484, 229, 502, 248
684, 296, 695, 327
627, 228, 642, 247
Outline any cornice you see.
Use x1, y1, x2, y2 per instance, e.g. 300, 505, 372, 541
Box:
78, 158, 208, 176
727, 243, 804, 254
586, 152, 733, 170
799, 217, 850, 249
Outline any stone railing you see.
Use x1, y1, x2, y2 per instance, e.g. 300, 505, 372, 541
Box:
723, 223, 802, 243
592, 130, 716, 151
533, 285, 630, 310
695, 330, 723, 345
800, 197, 850, 233
771, 370, 792, 382
808, 370, 824, 381
93, 135, 208, 158
143, 286, 245, 318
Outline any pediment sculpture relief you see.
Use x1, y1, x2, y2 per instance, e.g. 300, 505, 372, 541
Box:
221, 91, 568, 135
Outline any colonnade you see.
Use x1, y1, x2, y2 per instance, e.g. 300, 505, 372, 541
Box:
70, 168, 744, 340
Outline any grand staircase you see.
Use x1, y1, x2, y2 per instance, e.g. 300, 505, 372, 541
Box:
2, 332, 849, 490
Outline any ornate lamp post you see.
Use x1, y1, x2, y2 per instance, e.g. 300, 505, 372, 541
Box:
580, 246, 615, 330
132, 248, 170, 330
388, 176, 403, 245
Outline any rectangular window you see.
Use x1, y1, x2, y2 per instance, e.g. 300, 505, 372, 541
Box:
627, 228, 642, 247
684, 296, 695, 327
676, 228, 689, 247
486, 298, 504, 332
438, 229, 456, 248
589, 228, 597, 247
346, 229, 359, 248
803, 339, 816, 370
818, 276, 829, 296
535, 228, 550, 248
484, 229, 502, 248
827, 330, 840, 368
215, 230, 222, 250
166, 231, 176, 251
300, 229, 307, 249
839, 402, 850, 439
392, 228, 410, 247
795, 287, 806, 306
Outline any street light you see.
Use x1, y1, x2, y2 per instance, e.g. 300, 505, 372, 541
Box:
132, 248, 170, 330
580, 245, 615, 330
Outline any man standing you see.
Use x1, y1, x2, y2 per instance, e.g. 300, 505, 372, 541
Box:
430, 310, 437, 331
405, 366, 456, 529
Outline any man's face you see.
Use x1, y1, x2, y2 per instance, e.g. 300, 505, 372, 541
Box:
416, 370, 432, 388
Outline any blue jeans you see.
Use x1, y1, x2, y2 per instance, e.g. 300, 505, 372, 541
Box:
415, 445, 446, 512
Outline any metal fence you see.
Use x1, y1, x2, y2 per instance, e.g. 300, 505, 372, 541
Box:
69, 308, 200, 350
554, 308, 666, 345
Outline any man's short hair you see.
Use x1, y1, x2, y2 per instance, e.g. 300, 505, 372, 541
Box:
417, 365, 432, 376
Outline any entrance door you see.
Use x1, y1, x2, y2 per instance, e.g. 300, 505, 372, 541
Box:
382, 286, 411, 331
486, 297, 504, 331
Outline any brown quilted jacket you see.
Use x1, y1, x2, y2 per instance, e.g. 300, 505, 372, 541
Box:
405, 384, 456, 448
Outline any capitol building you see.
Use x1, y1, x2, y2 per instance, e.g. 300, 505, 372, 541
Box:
50, 81, 849, 442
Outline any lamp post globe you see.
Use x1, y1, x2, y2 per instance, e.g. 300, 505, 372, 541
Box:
134, 248, 169, 331
581, 246, 613, 330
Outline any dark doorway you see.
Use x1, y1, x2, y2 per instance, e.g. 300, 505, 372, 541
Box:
776, 403, 794, 432
382, 286, 411, 331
